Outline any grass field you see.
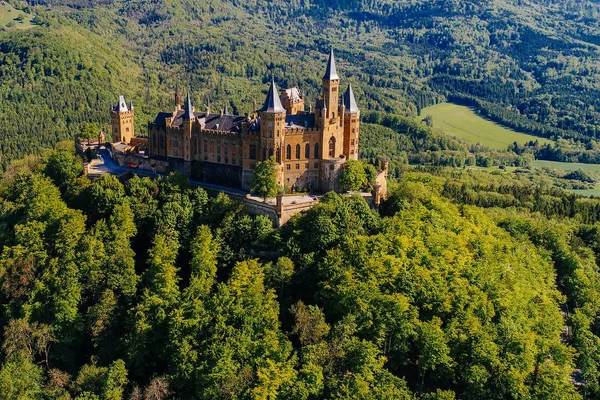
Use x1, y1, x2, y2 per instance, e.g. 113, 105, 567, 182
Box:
532, 160, 600, 173
420, 103, 553, 150
571, 185, 600, 197
0, 3, 34, 30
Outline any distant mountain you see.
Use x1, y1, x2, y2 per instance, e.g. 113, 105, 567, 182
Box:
0, 0, 599, 165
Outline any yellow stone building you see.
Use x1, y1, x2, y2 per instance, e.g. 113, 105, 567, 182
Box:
119, 49, 360, 192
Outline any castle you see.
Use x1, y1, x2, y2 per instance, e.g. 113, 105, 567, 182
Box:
110, 49, 361, 193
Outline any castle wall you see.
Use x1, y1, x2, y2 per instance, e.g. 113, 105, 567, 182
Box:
280, 128, 322, 191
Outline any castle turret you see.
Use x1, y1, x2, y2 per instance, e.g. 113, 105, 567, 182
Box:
258, 78, 286, 185
111, 95, 135, 144
182, 92, 195, 121
343, 84, 360, 160
322, 48, 340, 121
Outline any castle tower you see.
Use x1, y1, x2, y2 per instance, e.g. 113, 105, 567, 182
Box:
322, 49, 340, 121
343, 84, 360, 160
319, 49, 344, 160
259, 78, 286, 185
318, 49, 346, 192
110, 95, 135, 144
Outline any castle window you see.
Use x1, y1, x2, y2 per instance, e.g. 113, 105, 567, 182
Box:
352, 128, 355, 133
286, 164, 291, 170
276, 148, 281, 163
351, 150, 354, 155
305, 163, 309, 169
351, 139, 355, 146
305, 143, 310, 159
217, 155, 221, 162
250, 145, 256, 160
126, 127, 129, 132
314, 162, 319, 168
328, 137, 336, 157
314, 143, 320, 158
296, 164, 300, 170
263, 148, 267, 161
269, 148, 274, 158
286, 145, 292, 160
295, 144, 301, 159
217, 145, 221, 154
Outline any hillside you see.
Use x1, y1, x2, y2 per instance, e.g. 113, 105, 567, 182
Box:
0, 0, 599, 166
2, 143, 600, 398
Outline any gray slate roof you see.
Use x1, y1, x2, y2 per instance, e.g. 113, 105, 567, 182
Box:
343, 84, 359, 113
260, 79, 286, 113
322, 49, 339, 80
182, 93, 195, 120
285, 113, 316, 129
152, 110, 247, 132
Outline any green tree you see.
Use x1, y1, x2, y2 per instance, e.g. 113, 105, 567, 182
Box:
80, 123, 98, 145
251, 156, 280, 200
338, 160, 367, 192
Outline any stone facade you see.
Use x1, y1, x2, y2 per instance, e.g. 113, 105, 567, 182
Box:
114, 50, 361, 193
111, 95, 135, 144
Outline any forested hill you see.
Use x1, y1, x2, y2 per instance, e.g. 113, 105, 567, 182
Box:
1, 0, 600, 166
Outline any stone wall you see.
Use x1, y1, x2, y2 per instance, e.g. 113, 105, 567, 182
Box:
112, 152, 170, 174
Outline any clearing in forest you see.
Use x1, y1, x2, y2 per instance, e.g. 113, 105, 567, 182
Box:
0, 3, 34, 30
419, 103, 553, 150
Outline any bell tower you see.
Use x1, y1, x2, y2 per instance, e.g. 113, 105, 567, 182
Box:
110, 95, 135, 144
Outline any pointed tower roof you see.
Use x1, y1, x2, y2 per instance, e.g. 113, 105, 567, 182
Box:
183, 92, 195, 120
260, 78, 285, 113
322, 48, 339, 81
343, 84, 359, 113
118, 95, 128, 112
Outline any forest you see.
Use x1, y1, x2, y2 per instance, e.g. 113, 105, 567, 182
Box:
3, 141, 600, 399
3, 0, 600, 397
1, 0, 600, 166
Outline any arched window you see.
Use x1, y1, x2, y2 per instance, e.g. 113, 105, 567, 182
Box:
276, 148, 281, 163
305, 143, 310, 159
328, 137, 336, 157
286, 144, 292, 160
296, 144, 301, 159
315, 143, 320, 158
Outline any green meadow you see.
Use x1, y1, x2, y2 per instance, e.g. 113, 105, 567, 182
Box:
420, 103, 553, 150
532, 160, 600, 173
0, 3, 34, 30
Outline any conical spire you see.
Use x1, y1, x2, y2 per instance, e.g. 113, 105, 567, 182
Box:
322, 48, 339, 81
260, 78, 285, 113
343, 84, 359, 113
183, 92, 195, 120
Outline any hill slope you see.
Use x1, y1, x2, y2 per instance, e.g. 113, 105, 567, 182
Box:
0, 0, 599, 166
